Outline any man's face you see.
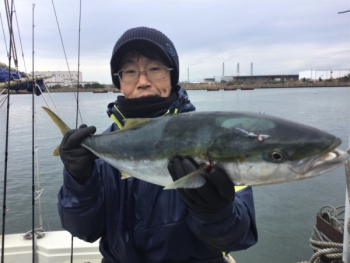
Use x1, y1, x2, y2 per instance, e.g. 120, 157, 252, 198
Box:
119, 52, 172, 99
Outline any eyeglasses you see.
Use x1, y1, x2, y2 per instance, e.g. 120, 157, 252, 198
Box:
114, 67, 173, 83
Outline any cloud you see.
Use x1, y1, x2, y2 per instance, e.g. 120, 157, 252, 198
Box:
0, 0, 349, 83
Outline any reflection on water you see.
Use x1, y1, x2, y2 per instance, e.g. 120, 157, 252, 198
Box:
0, 87, 349, 262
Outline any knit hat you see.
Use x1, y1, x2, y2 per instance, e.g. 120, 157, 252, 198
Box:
110, 27, 179, 89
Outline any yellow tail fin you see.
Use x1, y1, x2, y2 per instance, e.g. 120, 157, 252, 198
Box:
42, 107, 71, 156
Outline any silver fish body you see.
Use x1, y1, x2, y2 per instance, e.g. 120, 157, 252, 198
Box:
76, 111, 349, 188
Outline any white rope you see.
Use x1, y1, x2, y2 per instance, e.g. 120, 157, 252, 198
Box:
305, 206, 345, 263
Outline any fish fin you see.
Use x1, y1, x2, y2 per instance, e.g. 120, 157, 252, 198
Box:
42, 107, 70, 156
42, 107, 70, 135
121, 172, 132, 179
234, 185, 247, 192
164, 167, 207, 190
123, 118, 150, 130
53, 145, 60, 156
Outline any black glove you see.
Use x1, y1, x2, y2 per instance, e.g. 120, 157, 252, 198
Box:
59, 124, 97, 183
167, 158, 235, 213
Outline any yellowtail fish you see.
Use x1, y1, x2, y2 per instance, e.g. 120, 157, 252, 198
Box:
43, 107, 349, 189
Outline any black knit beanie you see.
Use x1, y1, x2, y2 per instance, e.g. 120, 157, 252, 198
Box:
110, 27, 179, 89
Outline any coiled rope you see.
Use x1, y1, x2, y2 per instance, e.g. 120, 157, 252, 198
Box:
301, 149, 350, 263
345, 148, 350, 235
307, 206, 344, 263
23, 228, 46, 240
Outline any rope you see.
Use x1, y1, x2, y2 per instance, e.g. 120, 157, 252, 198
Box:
304, 206, 345, 263
345, 148, 350, 234
344, 147, 350, 263
23, 228, 46, 240
303, 147, 350, 263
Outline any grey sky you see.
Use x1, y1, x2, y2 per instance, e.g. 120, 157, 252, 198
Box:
1, 0, 349, 84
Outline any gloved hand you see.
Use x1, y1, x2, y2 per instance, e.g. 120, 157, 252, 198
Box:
167, 158, 235, 213
59, 124, 97, 183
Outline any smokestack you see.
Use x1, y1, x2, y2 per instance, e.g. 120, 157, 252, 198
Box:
237, 63, 240, 76
250, 62, 253, 76
187, 67, 189, 82
223, 62, 225, 76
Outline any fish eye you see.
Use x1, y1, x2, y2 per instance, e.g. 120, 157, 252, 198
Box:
270, 151, 284, 162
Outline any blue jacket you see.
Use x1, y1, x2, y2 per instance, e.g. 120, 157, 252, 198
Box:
58, 86, 258, 263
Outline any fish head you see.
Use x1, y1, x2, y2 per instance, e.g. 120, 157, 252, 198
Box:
208, 112, 349, 185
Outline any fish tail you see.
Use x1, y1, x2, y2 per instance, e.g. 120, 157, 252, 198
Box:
42, 107, 71, 156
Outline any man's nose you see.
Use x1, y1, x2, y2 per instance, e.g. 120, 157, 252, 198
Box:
137, 71, 151, 86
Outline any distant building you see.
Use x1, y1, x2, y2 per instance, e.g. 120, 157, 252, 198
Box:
212, 74, 298, 83
208, 76, 234, 83
203, 78, 215, 83
299, 69, 350, 80
34, 71, 83, 87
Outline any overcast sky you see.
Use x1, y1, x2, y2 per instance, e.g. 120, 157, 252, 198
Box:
0, 0, 349, 84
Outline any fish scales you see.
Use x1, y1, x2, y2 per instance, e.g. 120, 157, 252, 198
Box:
43, 107, 349, 189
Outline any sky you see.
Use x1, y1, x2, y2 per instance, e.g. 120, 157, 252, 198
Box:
0, 0, 349, 84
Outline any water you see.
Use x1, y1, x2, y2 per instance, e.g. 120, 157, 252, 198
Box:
0, 87, 349, 263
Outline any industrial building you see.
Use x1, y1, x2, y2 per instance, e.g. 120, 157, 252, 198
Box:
202, 69, 349, 83
299, 69, 350, 80
204, 74, 299, 83
34, 71, 83, 87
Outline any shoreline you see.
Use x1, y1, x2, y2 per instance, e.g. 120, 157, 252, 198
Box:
1, 82, 350, 94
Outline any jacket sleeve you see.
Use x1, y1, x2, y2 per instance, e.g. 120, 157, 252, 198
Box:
57, 164, 105, 243
186, 186, 258, 252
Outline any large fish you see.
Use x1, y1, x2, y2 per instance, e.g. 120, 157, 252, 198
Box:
43, 107, 349, 189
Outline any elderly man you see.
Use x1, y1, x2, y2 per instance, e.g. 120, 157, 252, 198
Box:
57, 27, 257, 263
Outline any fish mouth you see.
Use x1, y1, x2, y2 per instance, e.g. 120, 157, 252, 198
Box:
290, 148, 349, 176
308, 148, 349, 172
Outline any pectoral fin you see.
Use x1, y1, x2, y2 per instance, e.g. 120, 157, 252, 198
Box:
164, 167, 207, 190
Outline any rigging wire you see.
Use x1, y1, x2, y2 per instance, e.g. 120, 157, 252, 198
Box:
1, 0, 14, 262
0, 9, 8, 56
51, 0, 83, 124
3, 0, 17, 68
37, 84, 63, 118
13, 1, 27, 73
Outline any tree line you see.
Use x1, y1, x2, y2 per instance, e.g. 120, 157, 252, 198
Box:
49, 83, 106, 89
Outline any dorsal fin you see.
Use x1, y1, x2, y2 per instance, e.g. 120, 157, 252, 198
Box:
123, 118, 150, 130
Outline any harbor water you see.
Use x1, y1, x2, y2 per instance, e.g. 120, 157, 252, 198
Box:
0, 87, 349, 262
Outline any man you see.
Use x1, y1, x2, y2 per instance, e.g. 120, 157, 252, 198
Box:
58, 27, 257, 263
